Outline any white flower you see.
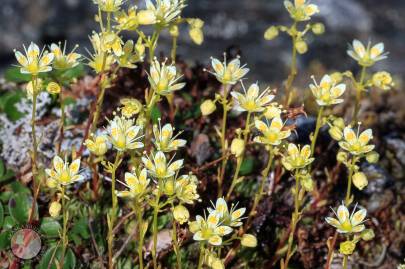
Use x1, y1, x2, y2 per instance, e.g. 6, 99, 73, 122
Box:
50, 42, 81, 70
14, 42, 54, 75
209, 56, 249, 85
254, 117, 291, 146
45, 156, 84, 187
347, 40, 388, 67
191, 211, 233, 246
326, 203, 367, 234
116, 169, 150, 198
339, 126, 374, 155
310, 75, 346, 106
208, 198, 246, 227
148, 59, 185, 96
142, 151, 183, 179
231, 83, 275, 113
145, 0, 186, 25
107, 116, 144, 151
153, 121, 186, 152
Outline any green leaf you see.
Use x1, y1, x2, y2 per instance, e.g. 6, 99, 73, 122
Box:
70, 217, 90, 240
10, 181, 30, 194
60, 64, 85, 81
8, 193, 37, 224
0, 160, 4, 176
151, 105, 162, 124
0, 203, 4, 228
40, 217, 62, 238
3, 216, 16, 230
38, 246, 76, 269
1, 90, 25, 121
4, 67, 31, 83
240, 157, 255, 176
0, 231, 11, 250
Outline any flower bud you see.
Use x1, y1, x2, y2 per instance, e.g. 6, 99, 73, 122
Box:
360, 229, 375, 241
295, 40, 308, 54
264, 106, 282, 119
200, 100, 216, 116
189, 28, 204, 45
47, 178, 58, 189
137, 10, 156, 25
329, 126, 343, 141
46, 82, 61, 94
301, 175, 314, 192
188, 220, 200, 233
211, 259, 224, 269
330, 72, 343, 84
312, 23, 325, 35
353, 172, 368, 190
366, 151, 379, 163
339, 240, 356, 255
264, 26, 279, 41
49, 201, 62, 218
173, 205, 190, 224
169, 25, 179, 37
164, 179, 175, 196
336, 151, 348, 163
135, 38, 145, 57
241, 234, 257, 247
332, 118, 345, 130
231, 138, 245, 157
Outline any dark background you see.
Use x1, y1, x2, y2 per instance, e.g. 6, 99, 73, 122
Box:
1, 0, 404, 84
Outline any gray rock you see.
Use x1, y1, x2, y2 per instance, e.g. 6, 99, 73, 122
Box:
361, 163, 394, 195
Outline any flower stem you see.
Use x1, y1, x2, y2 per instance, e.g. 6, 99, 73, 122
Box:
107, 152, 123, 269
58, 89, 65, 154
197, 243, 205, 269
135, 201, 144, 269
342, 255, 348, 269
282, 171, 301, 269
345, 157, 356, 205
60, 185, 68, 266
171, 36, 178, 64
171, 203, 182, 269
310, 106, 324, 156
151, 190, 161, 269
352, 66, 367, 123
217, 85, 231, 197
226, 111, 251, 200
285, 22, 298, 107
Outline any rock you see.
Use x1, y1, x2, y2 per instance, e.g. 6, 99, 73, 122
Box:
361, 163, 394, 195
289, 116, 315, 144
189, 133, 213, 165
367, 190, 394, 213
385, 137, 405, 167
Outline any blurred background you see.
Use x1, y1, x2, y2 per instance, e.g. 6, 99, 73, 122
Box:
0, 0, 404, 84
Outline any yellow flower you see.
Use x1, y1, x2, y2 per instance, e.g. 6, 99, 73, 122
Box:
263, 105, 282, 119
145, 0, 186, 26
85, 134, 108, 156
310, 75, 346, 106
49, 42, 81, 70
208, 198, 246, 227
284, 0, 319, 22
87, 32, 115, 73
14, 42, 54, 75
339, 240, 356, 255
49, 201, 62, 218
116, 168, 150, 199
209, 56, 249, 85
46, 82, 61, 94
175, 174, 199, 204
117, 39, 145, 69
372, 71, 394, 91
352, 172, 368, 190
115, 7, 140, 30
325, 203, 367, 234
173, 205, 190, 224
107, 116, 144, 151
231, 83, 275, 113
148, 59, 185, 96
142, 151, 183, 179
191, 211, 233, 246
153, 121, 186, 152
93, 0, 123, 12
339, 126, 374, 155
45, 156, 84, 187
200, 100, 216, 116
120, 98, 143, 118
281, 143, 314, 171
347, 40, 388, 67
254, 117, 291, 146
241, 234, 258, 248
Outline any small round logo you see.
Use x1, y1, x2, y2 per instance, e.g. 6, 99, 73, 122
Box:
11, 228, 42, 260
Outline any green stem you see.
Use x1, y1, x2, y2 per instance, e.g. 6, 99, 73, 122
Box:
285, 22, 298, 106
345, 157, 356, 205
152, 190, 161, 269
171, 36, 178, 64
246, 148, 274, 229
58, 89, 65, 154
310, 106, 324, 156
342, 255, 348, 269
197, 243, 205, 269
60, 185, 68, 266
149, 29, 161, 63
226, 111, 251, 200
283, 170, 301, 269
135, 201, 144, 269
352, 66, 367, 123
108, 152, 123, 269
171, 203, 182, 269
217, 85, 231, 197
